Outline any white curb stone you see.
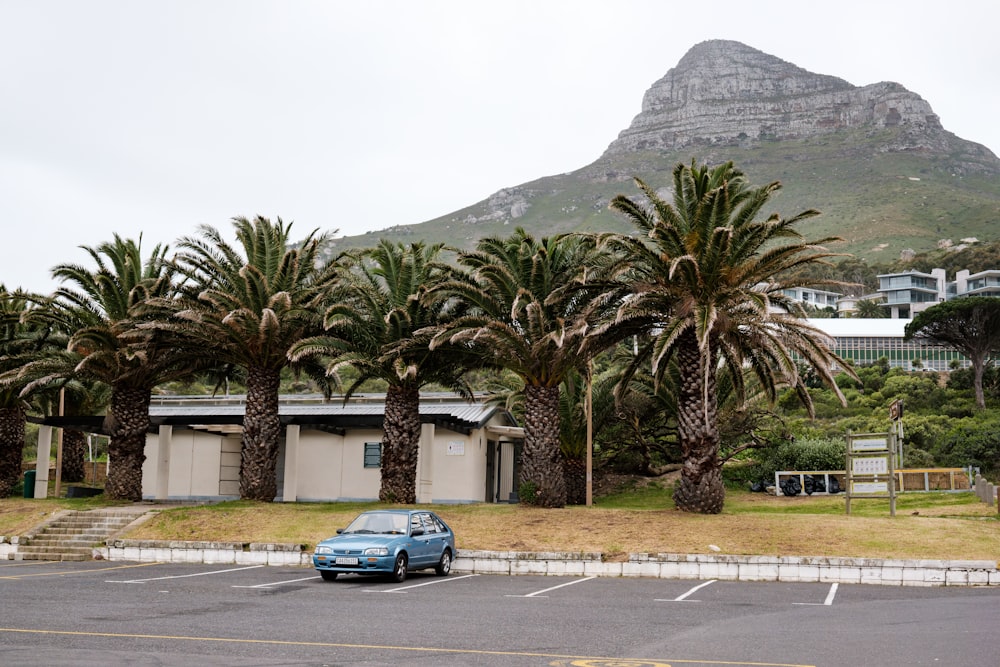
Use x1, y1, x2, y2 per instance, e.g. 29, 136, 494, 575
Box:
9, 536, 997, 587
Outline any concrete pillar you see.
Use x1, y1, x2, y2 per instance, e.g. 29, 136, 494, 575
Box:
417, 423, 435, 504
154, 425, 173, 500
34, 426, 53, 499
281, 424, 300, 502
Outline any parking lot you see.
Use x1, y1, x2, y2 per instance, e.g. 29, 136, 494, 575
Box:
2, 559, 997, 666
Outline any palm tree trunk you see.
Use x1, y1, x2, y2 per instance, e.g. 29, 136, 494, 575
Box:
673, 329, 725, 514
104, 385, 151, 501
520, 384, 566, 507
240, 366, 282, 501
0, 404, 26, 497
380, 385, 421, 504
563, 457, 587, 505
61, 429, 87, 483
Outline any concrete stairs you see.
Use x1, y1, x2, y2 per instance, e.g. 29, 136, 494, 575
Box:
17, 509, 147, 561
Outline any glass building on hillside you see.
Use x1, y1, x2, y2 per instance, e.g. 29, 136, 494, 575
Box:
807, 319, 968, 372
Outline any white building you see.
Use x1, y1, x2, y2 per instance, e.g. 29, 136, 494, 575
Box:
32, 393, 524, 504
876, 269, 947, 318
807, 318, 967, 371
876, 267, 1000, 318
781, 286, 841, 309
954, 269, 1000, 299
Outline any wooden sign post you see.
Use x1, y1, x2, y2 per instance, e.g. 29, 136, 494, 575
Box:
845, 431, 897, 516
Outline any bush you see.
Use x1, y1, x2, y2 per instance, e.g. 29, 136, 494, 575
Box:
935, 417, 1000, 475
725, 438, 846, 487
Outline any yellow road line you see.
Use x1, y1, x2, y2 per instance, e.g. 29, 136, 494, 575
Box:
0, 627, 815, 666
0, 562, 162, 579
0, 560, 61, 568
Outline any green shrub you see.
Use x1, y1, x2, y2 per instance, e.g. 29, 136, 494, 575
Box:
725, 437, 846, 487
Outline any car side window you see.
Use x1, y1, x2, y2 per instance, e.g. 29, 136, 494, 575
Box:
421, 514, 439, 534
410, 515, 422, 535
430, 515, 447, 533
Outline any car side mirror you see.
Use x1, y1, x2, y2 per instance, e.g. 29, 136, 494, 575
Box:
336, 528, 344, 534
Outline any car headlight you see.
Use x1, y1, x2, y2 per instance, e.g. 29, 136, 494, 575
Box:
315, 546, 332, 555
363, 547, 389, 556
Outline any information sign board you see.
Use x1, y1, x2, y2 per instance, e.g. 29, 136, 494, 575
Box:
851, 437, 888, 452
851, 481, 889, 494
851, 456, 889, 475
846, 430, 897, 516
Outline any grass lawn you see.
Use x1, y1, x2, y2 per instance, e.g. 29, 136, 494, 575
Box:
3, 480, 997, 563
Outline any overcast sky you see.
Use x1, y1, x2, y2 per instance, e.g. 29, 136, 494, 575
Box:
3, 0, 998, 294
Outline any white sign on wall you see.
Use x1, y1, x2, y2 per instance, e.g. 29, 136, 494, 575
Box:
447, 441, 465, 456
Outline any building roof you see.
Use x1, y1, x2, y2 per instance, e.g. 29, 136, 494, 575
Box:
30, 393, 518, 436
807, 318, 912, 337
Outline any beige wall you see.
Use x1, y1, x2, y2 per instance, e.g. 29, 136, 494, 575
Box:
143, 429, 226, 499
423, 428, 488, 503
145, 416, 512, 503
290, 426, 490, 503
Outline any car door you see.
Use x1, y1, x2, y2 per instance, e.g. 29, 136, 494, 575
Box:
409, 512, 441, 567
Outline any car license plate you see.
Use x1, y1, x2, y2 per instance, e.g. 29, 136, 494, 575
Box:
335, 557, 359, 565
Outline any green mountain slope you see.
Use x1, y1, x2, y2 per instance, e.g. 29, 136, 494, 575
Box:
333, 44, 1000, 262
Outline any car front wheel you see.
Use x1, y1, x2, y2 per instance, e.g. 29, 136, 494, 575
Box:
392, 553, 408, 583
435, 549, 452, 576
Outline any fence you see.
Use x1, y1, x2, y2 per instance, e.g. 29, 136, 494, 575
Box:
775, 468, 970, 496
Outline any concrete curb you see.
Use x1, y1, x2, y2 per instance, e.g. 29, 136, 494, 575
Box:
83, 540, 1000, 587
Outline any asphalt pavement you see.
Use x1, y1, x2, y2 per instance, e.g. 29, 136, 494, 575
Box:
1, 559, 997, 666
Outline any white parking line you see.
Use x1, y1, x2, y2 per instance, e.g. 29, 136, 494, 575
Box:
505, 576, 597, 598
232, 575, 320, 589
794, 583, 839, 606
656, 579, 717, 602
370, 574, 479, 593
106, 565, 265, 584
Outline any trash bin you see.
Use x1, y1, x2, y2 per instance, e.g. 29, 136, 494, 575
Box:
23, 470, 36, 498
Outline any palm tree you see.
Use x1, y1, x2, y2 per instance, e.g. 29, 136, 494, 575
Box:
290, 240, 479, 503
605, 160, 850, 513
0, 287, 64, 496
430, 228, 611, 508
21, 236, 201, 500
855, 298, 887, 318
164, 216, 339, 502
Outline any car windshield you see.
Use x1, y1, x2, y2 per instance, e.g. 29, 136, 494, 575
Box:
342, 512, 408, 535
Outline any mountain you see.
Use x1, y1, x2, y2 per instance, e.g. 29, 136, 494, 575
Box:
335, 40, 1000, 261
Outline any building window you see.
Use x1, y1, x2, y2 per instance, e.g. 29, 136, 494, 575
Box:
364, 442, 382, 468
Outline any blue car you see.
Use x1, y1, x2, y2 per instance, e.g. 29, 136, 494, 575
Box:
313, 509, 456, 582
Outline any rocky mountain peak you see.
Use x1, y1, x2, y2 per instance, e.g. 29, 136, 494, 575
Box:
604, 39, 945, 155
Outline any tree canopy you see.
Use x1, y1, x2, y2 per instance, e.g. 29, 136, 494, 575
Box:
905, 297, 1000, 409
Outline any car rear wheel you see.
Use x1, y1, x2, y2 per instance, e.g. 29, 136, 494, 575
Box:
435, 549, 452, 576
320, 571, 338, 582
392, 553, 408, 583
